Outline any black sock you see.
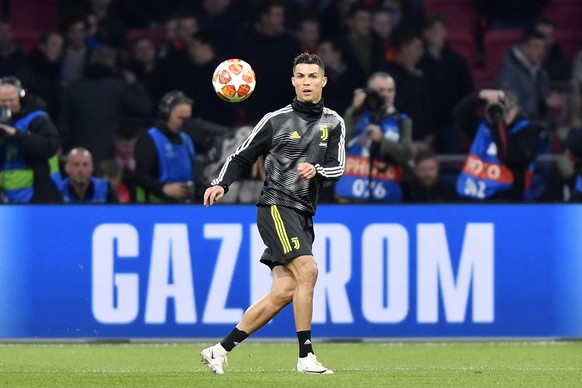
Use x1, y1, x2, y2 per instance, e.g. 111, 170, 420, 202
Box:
297, 330, 313, 358
220, 327, 249, 352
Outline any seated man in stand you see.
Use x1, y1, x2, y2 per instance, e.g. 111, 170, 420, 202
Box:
60, 147, 118, 203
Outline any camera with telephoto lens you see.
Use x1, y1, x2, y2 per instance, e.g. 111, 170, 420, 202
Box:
363, 89, 387, 118
0, 105, 12, 124
485, 90, 518, 124
485, 102, 506, 123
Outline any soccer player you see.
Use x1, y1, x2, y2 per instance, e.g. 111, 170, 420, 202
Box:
201, 53, 345, 375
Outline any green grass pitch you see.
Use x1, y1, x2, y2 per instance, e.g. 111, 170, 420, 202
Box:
1, 341, 581, 387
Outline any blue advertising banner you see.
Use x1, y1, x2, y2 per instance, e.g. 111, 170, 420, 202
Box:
0, 204, 581, 339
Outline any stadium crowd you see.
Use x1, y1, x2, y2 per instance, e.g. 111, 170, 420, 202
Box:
1, 0, 582, 204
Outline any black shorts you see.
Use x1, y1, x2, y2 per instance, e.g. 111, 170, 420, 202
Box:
257, 204, 314, 269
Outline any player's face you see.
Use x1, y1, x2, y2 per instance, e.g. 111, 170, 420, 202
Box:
292, 63, 327, 104
167, 103, 192, 133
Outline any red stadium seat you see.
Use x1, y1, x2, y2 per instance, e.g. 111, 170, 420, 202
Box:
12, 29, 42, 55
447, 30, 478, 65
9, 0, 59, 31
481, 29, 522, 79
424, 0, 478, 33
554, 29, 582, 60
126, 28, 167, 46
544, 0, 582, 31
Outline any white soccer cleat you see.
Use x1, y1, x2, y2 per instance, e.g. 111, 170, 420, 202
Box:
201, 344, 228, 375
297, 352, 334, 374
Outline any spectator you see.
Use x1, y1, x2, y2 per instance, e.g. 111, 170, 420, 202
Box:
134, 91, 196, 203
59, 46, 153, 165
534, 18, 572, 92
194, 0, 242, 56
112, 119, 141, 201
23, 31, 65, 120
167, 11, 199, 62
0, 76, 62, 203
343, 4, 379, 77
124, 36, 160, 101
454, 89, 538, 201
403, 149, 457, 202
157, 13, 180, 60
337, 71, 412, 202
119, 0, 175, 29
317, 38, 366, 115
377, 28, 433, 150
295, 14, 320, 54
568, 50, 582, 130
74, 0, 127, 48
60, 12, 100, 88
60, 147, 118, 203
233, 0, 300, 123
97, 157, 131, 203
371, 7, 395, 63
419, 14, 474, 154
319, 0, 358, 41
495, 28, 558, 144
383, 0, 424, 31
0, 17, 29, 79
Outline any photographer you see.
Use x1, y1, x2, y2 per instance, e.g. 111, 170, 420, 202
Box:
566, 129, 582, 202
454, 89, 538, 201
337, 72, 413, 201
0, 76, 63, 203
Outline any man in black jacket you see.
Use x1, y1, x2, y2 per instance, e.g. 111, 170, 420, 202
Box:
0, 76, 62, 203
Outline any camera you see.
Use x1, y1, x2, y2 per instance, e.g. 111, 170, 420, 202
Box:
485, 102, 506, 123
0, 106, 12, 124
362, 89, 386, 118
485, 91, 519, 124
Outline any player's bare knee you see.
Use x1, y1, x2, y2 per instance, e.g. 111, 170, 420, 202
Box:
298, 262, 318, 287
271, 284, 294, 307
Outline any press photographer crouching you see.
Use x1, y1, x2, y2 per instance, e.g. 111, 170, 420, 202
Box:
0, 76, 62, 203
337, 72, 413, 202
453, 89, 538, 201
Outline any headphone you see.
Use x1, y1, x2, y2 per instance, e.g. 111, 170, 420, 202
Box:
0, 76, 26, 102
157, 90, 188, 121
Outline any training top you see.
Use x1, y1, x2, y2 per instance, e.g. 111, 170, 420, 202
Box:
212, 98, 346, 215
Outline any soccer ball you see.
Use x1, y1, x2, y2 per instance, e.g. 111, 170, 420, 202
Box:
212, 59, 256, 103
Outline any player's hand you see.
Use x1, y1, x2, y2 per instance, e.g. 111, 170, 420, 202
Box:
204, 185, 225, 206
162, 182, 188, 199
298, 162, 317, 180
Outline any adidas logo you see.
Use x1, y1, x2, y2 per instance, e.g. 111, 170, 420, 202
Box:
290, 131, 301, 139
303, 339, 312, 345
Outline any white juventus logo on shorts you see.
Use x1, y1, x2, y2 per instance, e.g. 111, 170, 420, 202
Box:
291, 237, 300, 249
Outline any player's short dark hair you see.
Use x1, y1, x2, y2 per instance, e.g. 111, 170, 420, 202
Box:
293, 52, 325, 74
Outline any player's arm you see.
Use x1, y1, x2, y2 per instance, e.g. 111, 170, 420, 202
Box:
315, 117, 346, 181
205, 120, 272, 205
